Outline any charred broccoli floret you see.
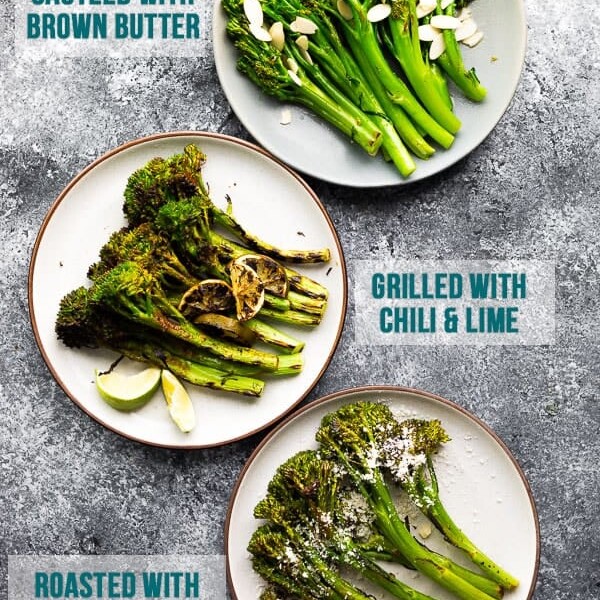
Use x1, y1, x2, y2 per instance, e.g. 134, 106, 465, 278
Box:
90, 261, 281, 370
87, 223, 197, 290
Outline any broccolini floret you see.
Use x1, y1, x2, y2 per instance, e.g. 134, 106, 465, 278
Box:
87, 223, 197, 290
90, 261, 280, 370
223, 7, 384, 159
381, 417, 519, 590
315, 402, 502, 600
55, 286, 267, 396
255, 450, 439, 600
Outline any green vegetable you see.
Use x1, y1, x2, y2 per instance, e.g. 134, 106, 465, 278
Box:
248, 400, 518, 600
124, 143, 330, 265
382, 417, 519, 590
254, 449, 438, 600
386, 0, 462, 133
315, 402, 503, 600
90, 261, 280, 370
222, 0, 489, 178
56, 145, 330, 408
123, 143, 329, 301
55, 287, 267, 396
224, 12, 384, 159
435, 2, 487, 102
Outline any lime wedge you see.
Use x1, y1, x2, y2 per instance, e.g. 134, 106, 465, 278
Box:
161, 370, 196, 433
95, 367, 161, 411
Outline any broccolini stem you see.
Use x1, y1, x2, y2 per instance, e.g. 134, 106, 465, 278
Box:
287, 290, 327, 316
212, 205, 331, 264
264, 293, 291, 313
429, 62, 454, 110
245, 318, 306, 354
292, 69, 383, 158
425, 493, 519, 589
387, 0, 461, 133
342, 32, 436, 160
337, 2, 455, 149
161, 355, 265, 397
106, 337, 267, 395
269, 352, 304, 376
260, 306, 322, 327
369, 472, 500, 600
297, 543, 376, 600
210, 231, 329, 300
342, 545, 437, 600
139, 332, 267, 377
123, 295, 280, 370
294, 40, 416, 176
357, 529, 502, 598
159, 333, 301, 377
436, 3, 487, 102
285, 268, 329, 300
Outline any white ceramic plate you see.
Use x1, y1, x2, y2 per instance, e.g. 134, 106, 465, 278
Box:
29, 132, 347, 448
226, 386, 540, 599
213, 0, 526, 187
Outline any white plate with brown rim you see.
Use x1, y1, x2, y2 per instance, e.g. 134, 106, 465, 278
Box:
28, 132, 347, 448
213, 0, 527, 187
226, 386, 540, 599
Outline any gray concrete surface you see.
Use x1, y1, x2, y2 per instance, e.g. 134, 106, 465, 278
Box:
1, 1, 599, 599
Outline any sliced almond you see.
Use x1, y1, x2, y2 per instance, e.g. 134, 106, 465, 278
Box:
367, 3, 391, 23
455, 18, 478, 42
288, 69, 303, 87
337, 0, 353, 20
429, 32, 446, 60
286, 57, 299, 73
418, 24, 438, 42
269, 21, 285, 51
249, 21, 272, 42
458, 7, 472, 22
243, 0, 263, 26
295, 34, 309, 51
430, 15, 461, 29
280, 108, 292, 125
462, 30, 484, 48
416, 1, 437, 19
300, 48, 313, 65
290, 16, 318, 35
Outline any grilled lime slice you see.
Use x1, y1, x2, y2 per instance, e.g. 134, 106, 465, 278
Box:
229, 262, 265, 322
193, 313, 257, 347
95, 367, 161, 411
235, 254, 289, 298
161, 370, 196, 433
178, 279, 234, 318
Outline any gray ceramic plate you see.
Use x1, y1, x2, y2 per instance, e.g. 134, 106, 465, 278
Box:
226, 386, 540, 599
29, 132, 347, 448
213, 0, 526, 187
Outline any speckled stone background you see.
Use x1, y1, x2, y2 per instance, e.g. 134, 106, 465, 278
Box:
1, 1, 599, 599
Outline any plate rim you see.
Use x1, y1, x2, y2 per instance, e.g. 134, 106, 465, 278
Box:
27, 130, 348, 449
224, 384, 541, 599
212, 0, 528, 188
